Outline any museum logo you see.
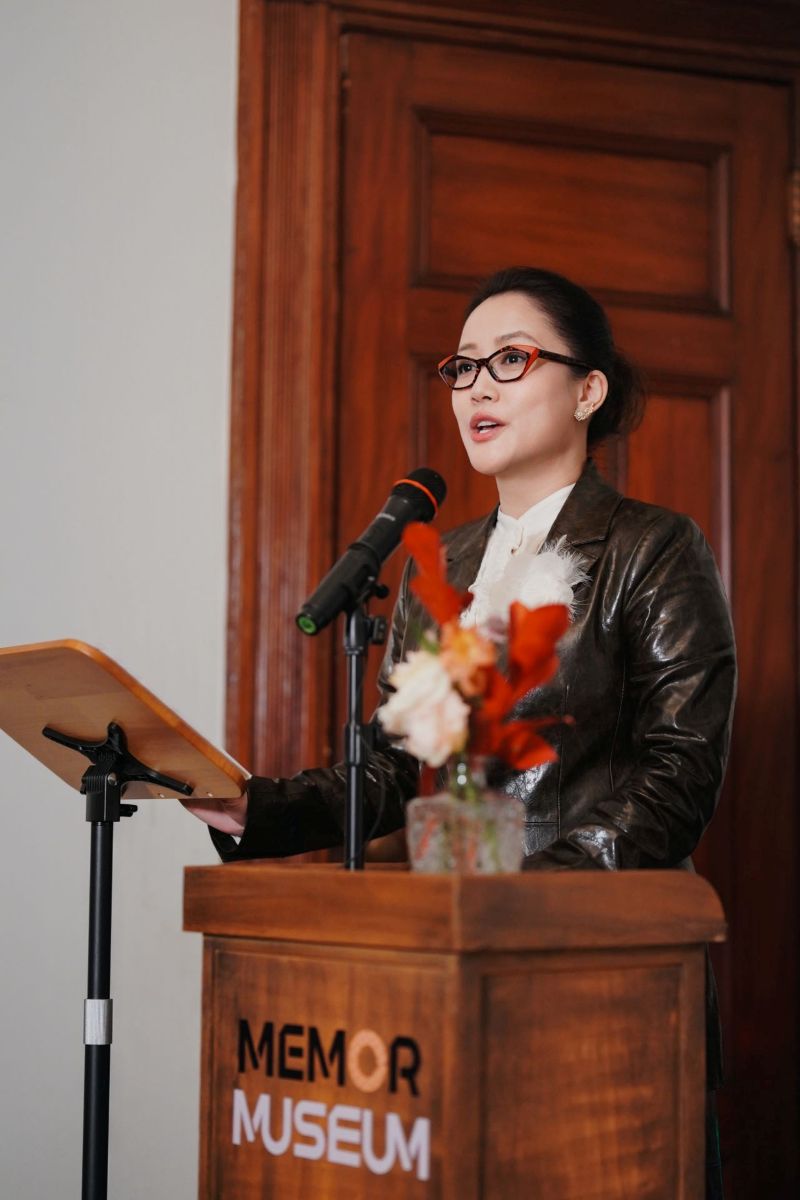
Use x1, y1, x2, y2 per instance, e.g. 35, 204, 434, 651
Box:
231, 1018, 430, 1181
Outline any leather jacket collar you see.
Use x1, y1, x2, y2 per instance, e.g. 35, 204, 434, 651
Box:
443, 457, 623, 591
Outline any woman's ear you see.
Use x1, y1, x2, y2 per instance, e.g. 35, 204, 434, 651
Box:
573, 370, 608, 424
582, 369, 608, 410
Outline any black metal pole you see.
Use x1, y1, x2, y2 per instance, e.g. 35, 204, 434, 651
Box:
82, 810, 114, 1200
39, 722, 187, 1199
344, 607, 368, 870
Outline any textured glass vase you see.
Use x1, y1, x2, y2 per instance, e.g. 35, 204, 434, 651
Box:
406, 756, 524, 874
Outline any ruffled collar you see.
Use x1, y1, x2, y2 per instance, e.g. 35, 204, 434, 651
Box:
460, 482, 588, 632
495, 482, 576, 549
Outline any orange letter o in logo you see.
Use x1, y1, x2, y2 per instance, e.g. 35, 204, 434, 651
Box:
347, 1028, 388, 1093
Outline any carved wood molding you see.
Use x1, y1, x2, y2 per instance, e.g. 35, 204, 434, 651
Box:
263, 0, 800, 65
227, 0, 340, 774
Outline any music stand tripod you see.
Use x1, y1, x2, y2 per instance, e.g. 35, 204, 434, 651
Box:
43, 720, 190, 1200
0, 640, 247, 1200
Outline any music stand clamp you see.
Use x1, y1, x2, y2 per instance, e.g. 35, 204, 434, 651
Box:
42, 721, 193, 1200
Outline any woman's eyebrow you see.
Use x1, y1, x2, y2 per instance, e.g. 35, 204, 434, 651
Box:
496, 329, 537, 344
457, 330, 538, 353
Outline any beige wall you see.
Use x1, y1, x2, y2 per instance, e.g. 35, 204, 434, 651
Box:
0, 2, 237, 1195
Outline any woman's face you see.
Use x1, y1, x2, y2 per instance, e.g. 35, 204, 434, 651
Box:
450, 291, 604, 485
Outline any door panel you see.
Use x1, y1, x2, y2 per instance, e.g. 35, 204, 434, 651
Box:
424, 124, 726, 310
339, 30, 795, 1194
625, 384, 731, 583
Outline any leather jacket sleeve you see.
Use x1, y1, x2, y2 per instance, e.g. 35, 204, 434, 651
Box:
211, 562, 420, 863
523, 514, 737, 871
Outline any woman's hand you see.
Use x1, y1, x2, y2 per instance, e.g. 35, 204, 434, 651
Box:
179, 788, 248, 836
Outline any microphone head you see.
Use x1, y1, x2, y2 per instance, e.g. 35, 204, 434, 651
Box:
392, 468, 447, 521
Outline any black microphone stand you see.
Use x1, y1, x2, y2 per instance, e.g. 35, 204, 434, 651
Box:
342, 589, 387, 870
294, 469, 445, 867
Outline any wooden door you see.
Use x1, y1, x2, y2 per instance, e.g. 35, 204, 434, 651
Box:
337, 32, 795, 1195
227, 3, 800, 1193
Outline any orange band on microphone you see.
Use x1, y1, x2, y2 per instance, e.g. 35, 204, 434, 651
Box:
394, 477, 439, 514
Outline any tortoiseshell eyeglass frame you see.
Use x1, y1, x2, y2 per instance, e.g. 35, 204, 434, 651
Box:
437, 343, 593, 389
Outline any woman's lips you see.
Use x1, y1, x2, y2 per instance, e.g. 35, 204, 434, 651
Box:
469, 414, 506, 443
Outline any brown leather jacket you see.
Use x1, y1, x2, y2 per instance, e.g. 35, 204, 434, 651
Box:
442, 458, 737, 871
214, 458, 736, 1082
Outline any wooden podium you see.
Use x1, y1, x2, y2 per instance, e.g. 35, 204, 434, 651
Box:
184, 862, 725, 1199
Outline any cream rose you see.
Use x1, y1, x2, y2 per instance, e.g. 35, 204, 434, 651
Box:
378, 650, 470, 766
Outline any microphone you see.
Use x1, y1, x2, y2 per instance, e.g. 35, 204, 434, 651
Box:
296, 468, 447, 635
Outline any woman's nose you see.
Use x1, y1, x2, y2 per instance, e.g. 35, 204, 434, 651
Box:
469, 367, 499, 403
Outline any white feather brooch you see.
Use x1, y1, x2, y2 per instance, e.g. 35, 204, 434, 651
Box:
461, 535, 590, 634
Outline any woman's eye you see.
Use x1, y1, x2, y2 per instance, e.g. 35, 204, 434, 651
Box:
500, 350, 525, 366
456, 360, 474, 375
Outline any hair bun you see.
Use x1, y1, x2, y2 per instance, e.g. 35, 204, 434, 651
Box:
588, 349, 646, 447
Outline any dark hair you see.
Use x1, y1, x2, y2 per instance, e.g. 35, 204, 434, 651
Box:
465, 266, 646, 447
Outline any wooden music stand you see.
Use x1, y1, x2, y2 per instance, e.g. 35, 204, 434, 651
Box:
0, 639, 248, 1200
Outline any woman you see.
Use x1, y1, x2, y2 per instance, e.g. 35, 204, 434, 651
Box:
185, 266, 735, 1196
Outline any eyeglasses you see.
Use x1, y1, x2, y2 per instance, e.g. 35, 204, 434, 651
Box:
437, 343, 593, 390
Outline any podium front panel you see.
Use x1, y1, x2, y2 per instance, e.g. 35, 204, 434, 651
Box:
481, 951, 702, 1197
197, 940, 704, 1198
199, 939, 452, 1199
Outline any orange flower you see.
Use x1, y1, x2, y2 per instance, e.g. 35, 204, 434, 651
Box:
470, 602, 570, 770
507, 601, 570, 702
439, 621, 497, 697
471, 713, 562, 770
402, 522, 471, 626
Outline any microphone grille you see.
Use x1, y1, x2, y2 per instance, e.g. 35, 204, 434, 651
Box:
403, 467, 447, 508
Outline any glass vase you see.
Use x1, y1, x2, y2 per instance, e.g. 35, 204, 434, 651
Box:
405, 755, 524, 874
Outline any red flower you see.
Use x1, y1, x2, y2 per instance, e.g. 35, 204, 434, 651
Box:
471, 713, 562, 770
507, 601, 570, 701
402, 522, 471, 625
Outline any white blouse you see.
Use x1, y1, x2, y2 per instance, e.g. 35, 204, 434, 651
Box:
460, 482, 577, 630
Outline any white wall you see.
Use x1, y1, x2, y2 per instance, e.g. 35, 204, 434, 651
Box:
0, 2, 238, 1195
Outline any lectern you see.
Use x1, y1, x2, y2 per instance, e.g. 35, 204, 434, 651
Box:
184, 862, 725, 1199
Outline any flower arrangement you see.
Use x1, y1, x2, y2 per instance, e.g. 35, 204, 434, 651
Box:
378, 522, 577, 771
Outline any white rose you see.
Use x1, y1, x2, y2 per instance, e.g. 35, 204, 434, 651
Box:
379, 650, 452, 732
378, 650, 469, 767
403, 688, 470, 767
